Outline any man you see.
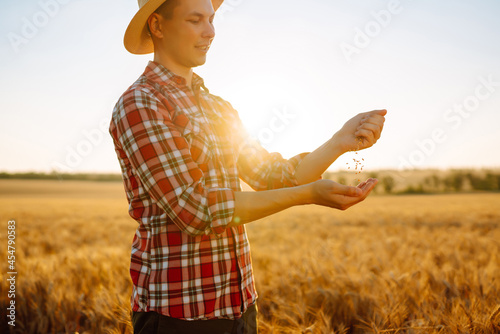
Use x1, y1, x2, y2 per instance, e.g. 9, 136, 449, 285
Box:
109, 0, 387, 333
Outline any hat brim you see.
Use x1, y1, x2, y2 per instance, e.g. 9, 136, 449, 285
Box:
124, 0, 224, 55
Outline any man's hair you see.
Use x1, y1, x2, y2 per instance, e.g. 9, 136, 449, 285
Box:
154, 0, 179, 20
147, 0, 179, 35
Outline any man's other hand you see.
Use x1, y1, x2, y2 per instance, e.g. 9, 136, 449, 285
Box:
309, 178, 378, 210
332, 109, 387, 153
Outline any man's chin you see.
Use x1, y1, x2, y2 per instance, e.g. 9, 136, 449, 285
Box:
190, 56, 207, 68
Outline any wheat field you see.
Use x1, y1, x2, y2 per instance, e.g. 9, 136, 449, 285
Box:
0, 179, 499, 333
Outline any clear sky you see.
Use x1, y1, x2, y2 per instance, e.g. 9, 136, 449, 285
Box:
1, 0, 499, 174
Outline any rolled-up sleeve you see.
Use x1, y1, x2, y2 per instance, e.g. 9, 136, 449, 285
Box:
237, 136, 310, 190
111, 88, 234, 236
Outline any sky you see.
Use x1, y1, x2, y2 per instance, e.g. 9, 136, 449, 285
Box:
1, 0, 499, 174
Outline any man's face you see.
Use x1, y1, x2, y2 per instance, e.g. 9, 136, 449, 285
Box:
155, 0, 216, 70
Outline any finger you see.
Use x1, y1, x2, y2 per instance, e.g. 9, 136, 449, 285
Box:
369, 109, 387, 116
360, 110, 386, 123
354, 128, 375, 143
358, 122, 380, 133
355, 178, 374, 190
364, 114, 386, 125
339, 180, 377, 209
357, 122, 382, 140
357, 180, 367, 188
335, 184, 363, 197
339, 179, 376, 209
363, 183, 377, 198
361, 118, 385, 134
360, 179, 378, 195
355, 178, 370, 189
361, 115, 385, 132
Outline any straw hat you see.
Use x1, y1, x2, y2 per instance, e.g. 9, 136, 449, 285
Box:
124, 0, 224, 54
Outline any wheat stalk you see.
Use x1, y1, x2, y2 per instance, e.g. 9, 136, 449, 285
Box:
489, 305, 500, 329
378, 326, 446, 333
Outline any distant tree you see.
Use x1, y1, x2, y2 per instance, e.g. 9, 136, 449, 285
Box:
484, 173, 499, 191
456, 172, 466, 191
466, 172, 479, 190
465, 172, 500, 191
445, 171, 465, 192
337, 176, 347, 185
381, 175, 395, 194
401, 184, 425, 194
424, 174, 442, 192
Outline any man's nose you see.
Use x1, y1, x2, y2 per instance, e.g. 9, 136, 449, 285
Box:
203, 21, 215, 40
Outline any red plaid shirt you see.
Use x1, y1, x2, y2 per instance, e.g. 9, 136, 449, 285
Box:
109, 61, 309, 320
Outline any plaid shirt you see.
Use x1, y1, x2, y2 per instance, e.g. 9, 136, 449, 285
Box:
109, 61, 309, 320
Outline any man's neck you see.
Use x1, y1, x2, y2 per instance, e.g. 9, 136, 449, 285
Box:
153, 54, 194, 88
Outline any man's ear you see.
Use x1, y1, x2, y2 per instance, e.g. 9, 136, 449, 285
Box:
148, 13, 163, 39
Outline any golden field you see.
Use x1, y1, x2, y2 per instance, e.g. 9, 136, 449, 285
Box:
0, 179, 499, 333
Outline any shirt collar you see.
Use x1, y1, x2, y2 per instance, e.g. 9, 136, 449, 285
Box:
144, 60, 209, 94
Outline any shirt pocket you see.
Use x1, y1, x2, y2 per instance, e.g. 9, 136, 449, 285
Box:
181, 121, 214, 173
